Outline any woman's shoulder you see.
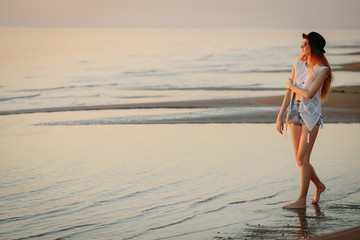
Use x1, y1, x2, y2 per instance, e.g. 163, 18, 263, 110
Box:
316, 64, 329, 70
315, 64, 329, 74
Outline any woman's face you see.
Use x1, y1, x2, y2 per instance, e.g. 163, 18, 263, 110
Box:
301, 39, 310, 56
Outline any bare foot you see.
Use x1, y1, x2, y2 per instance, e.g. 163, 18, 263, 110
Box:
283, 199, 306, 209
311, 183, 326, 204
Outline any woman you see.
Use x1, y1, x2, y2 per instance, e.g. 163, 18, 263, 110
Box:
276, 32, 333, 209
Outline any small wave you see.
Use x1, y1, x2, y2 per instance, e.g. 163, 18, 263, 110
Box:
15, 223, 95, 240
121, 215, 197, 240
122, 70, 176, 78
141, 199, 191, 213
230, 192, 279, 205
25, 74, 52, 80
33, 107, 279, 125
190, 192, 227, 207
121, 95, 166, 99
266, 200, 288, 206
123, 69, 157, 75
327, 203, 360, 210
0, 93, 40, 101
36, 111, 201, 126
344, 188, 360, 198
73, 60, 89, 64
228, 69, 291, 74
87, 184, 168, 210
196, 54, 213, 61
135, 86, 283, 91
1, 184, 54, 202
91, 189, 148, 207
12, 83, 108, 93
148, 215, 195, 231
199, 64, 228, 69
48, 93, 101, 100
204, 205, 228, 214
14, 86, 68, 92
229, 200, 247, 205
0, 207, 68, 224
326, 188, 360, 202
248, 193, 278, 202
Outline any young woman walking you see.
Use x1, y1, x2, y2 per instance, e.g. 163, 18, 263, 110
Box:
276, 32, 333, 209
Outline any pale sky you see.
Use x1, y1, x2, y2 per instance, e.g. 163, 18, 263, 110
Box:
0, 0, 359, 28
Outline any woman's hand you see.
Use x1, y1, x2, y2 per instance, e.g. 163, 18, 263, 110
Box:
286, 78, 293, 90
276, 115, 284, 135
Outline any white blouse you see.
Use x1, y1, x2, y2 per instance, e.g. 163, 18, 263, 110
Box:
286, 60, 329, 141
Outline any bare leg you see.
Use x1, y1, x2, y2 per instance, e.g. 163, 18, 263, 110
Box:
304, 128, 326, 204
311, 178, 326, 204
289, 124, 323, 187
283, 123, 305, 209
283, 124, 322, 209
307, 153, 326, 204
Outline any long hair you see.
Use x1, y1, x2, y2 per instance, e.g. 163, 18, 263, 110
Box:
298, 42, 333, 100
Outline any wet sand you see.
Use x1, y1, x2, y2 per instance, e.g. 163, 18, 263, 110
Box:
310, 225, 360, 239
335, 61, 360, 71
1, 86, 358, 123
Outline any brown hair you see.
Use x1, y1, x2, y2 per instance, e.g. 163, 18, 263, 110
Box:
299, 40, 333, 100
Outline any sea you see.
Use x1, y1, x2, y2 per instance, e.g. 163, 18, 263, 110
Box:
0, 28, 360, 240
0, 28, 360, 113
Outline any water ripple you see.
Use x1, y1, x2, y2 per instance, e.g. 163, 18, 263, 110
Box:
15, 223, 95, 240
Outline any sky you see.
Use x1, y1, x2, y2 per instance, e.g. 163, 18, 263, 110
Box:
0, 0, 359, 28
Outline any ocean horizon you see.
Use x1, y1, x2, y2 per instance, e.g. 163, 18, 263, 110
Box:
1, 28, 359, 114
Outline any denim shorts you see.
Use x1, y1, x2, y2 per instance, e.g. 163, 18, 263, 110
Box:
288, 99, 321, 126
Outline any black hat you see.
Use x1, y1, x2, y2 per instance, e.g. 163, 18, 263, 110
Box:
302, 32, 326, 53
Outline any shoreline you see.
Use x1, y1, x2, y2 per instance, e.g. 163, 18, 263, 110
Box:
310, 225, 360, 240
0, 86, 359, 123
335, 61, 360, 71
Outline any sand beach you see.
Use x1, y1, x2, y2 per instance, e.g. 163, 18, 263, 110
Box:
310, 225, 360, 240
1, 86, 358, 125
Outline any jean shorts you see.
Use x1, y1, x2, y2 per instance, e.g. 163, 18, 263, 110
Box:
288, 99, 321, 126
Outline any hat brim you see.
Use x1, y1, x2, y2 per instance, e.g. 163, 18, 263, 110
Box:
302, 33, 326, 53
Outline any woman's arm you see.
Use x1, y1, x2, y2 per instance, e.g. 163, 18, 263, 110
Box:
276, 66, 295, 134
278, 66, 295, 118
286, 68, 328, 99
276, 90, 291, 135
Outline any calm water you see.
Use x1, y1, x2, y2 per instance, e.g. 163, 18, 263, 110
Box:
1, 28, 360, 113
0, 115, 359, 239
